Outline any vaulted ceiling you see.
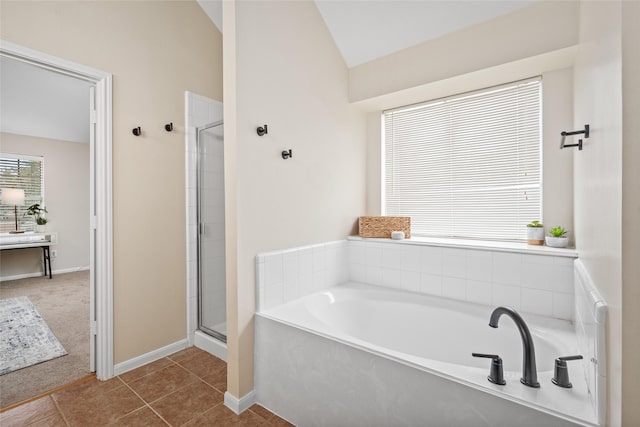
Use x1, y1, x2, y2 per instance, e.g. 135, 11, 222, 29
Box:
1, 1, 539, 144
197, 0, 537, 67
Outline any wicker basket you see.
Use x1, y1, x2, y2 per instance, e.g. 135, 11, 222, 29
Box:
358, 216, 411, 238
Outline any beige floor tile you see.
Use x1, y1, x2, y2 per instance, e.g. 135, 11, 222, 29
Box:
198, 363, 227, 393
127, 364, 198, 403
185, 403, 271, 426
53, 380, 144, 427
150, 380, 223, 426
119, 358, 174, 384
3, 348, 280, 427
177, 351, 226, 379
248, 404, 294, 427
166, 347, 205, 365
113, 406, 168, 426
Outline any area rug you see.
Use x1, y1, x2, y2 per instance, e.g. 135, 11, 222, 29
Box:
0, 296, 67, 375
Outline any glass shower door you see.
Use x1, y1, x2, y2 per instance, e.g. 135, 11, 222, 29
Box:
197, 122, 226, 342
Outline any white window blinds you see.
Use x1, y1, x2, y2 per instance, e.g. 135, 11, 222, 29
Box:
0, 153, 45, 232
383, 78, 542, 241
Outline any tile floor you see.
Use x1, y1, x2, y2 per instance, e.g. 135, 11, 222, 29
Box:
0, 347, 293, 426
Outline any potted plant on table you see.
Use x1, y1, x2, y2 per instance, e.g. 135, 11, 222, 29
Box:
545, 226, 569, 248
526, 220, 545, 245
25, 203, 48, 233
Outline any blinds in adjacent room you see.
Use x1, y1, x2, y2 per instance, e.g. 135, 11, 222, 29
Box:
0, 153, 45, 232
383, 78, 542, 241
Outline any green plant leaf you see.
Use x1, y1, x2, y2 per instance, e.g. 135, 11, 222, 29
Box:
549, 226, 567, 237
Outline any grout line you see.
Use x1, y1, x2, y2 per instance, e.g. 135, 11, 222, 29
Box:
50, 395, 71, 427
198, 374, 226, 394
120, 380, 172, 426
118, 358, 176, 384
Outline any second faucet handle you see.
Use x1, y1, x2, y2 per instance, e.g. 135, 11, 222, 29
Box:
472, 353, 506, 385
552, 355, 583, 388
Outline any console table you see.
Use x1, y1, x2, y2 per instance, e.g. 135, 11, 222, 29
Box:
0, 232, 58, 279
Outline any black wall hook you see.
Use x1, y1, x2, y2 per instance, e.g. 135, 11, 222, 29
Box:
560, 124, 589, 150
132, 127, 141, 136
165, 122, 173, 132
257, 124, 268, 136
282, 149, 292, 159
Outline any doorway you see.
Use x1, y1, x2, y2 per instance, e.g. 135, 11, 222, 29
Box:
0, 41, 113, 393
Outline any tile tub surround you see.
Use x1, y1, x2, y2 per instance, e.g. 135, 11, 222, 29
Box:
574, 259, 607, 426
256, 240, 348, 311
254, 240, 602, 426
256, 238, 577, 320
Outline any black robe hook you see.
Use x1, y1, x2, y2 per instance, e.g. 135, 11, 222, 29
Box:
257, 124, 268, 136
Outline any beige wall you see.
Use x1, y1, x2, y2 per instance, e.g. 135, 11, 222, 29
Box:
541, 68, 575, 241
0, 1, 223, 363
224, 0, 366, 397
620, 2, 640, 425
349, 1, 579, 102
0, 133, 90, 278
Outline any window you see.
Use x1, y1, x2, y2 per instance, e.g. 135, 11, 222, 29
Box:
0, 153, 45, 232
383, 78, 541, 241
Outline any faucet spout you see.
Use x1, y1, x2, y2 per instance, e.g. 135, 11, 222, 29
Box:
489, 306, 540, 388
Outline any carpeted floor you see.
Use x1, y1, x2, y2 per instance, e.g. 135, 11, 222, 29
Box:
0, 271, 90, 408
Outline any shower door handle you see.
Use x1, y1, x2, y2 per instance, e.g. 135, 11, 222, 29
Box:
199, 223, 205, 236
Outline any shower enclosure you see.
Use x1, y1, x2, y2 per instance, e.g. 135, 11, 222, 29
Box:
197, 121, 226, 342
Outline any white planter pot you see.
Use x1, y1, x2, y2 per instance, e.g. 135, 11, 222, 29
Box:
527, 227, 545, 245
545, 236, 568, 248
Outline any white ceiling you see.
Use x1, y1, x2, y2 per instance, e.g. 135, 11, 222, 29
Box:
197, 0, 536, 68
0, 56, 93, 144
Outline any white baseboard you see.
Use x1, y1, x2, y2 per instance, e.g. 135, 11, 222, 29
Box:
194, 330, 227, 361
0, 265, 90, 282
114, 339, 188, 376
224, 390, 256, 415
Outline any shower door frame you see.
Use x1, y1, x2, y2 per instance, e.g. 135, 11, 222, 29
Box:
196, 121, 227, 343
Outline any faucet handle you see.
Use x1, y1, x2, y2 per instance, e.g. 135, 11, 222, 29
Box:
552, 355, 583, 388
559, 355, 583, 362
472, 353, 506, 385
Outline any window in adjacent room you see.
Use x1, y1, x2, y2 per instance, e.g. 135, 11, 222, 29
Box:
0, 153, 45, 232
383, 77, 542, 241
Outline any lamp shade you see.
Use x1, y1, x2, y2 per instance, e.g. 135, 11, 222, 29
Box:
1, 188, 25, 206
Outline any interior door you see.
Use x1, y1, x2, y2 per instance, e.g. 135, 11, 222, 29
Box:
89, 85, 96, 372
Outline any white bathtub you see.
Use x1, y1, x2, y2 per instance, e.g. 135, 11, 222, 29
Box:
255, 282, 599, 426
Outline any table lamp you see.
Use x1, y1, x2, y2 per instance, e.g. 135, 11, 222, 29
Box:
1, 188, 26, 234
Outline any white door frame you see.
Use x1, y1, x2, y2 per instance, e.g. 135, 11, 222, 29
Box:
0, 40, 114, 380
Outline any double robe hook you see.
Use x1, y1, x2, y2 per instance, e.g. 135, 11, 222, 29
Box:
132, 123, 174, 136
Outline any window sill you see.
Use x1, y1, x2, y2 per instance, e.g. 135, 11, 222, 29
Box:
347, 235, 578, 258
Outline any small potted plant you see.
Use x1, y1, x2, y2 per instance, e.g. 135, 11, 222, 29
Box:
25, 203, 48, 233
545, 226, 569, 248
526, 220, 545, 245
